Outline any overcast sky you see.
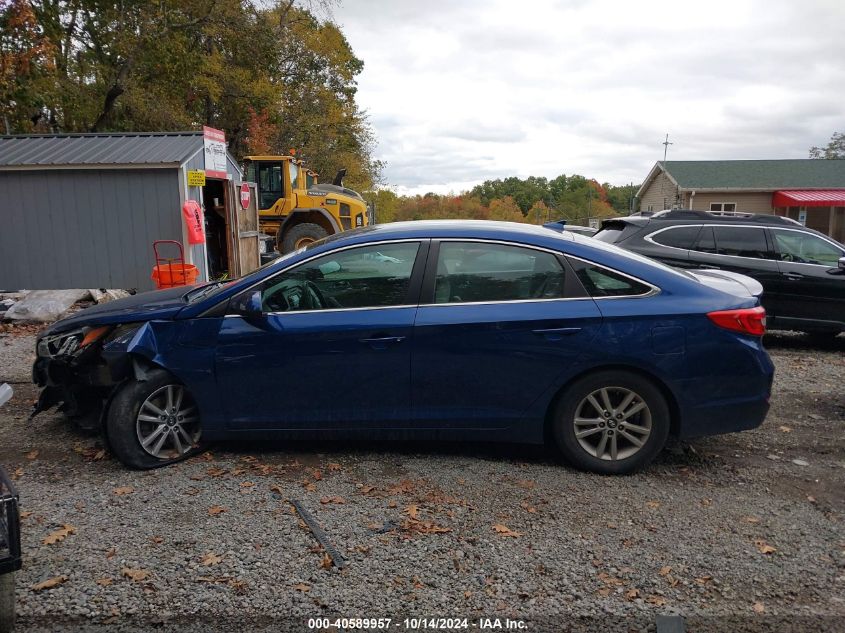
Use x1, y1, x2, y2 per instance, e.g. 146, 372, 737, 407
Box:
331, 0, 844, 195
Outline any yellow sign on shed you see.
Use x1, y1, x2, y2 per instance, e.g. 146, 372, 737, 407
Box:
187, 170, 206, 187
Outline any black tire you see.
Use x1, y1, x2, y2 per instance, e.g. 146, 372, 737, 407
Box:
551, 370, 671, 475
105, 369, 202, 470
0, 573, 14, 633
281, 223, 329, 254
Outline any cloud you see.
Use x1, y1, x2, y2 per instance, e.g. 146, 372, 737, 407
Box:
333, 0, 845, 194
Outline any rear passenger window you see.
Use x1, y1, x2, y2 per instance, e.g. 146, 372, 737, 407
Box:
569, 260, 653, 298
650, 225, 701, 249
712, 227, 770, 258
434, 242, 565, 304
693, 226, 717, 253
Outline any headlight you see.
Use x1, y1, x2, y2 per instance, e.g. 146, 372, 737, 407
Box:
37, 325, 111, 358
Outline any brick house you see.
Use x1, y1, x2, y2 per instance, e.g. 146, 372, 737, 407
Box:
636, 159, 845, 242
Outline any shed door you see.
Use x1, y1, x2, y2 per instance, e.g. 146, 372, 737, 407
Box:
227, 181, 261, 277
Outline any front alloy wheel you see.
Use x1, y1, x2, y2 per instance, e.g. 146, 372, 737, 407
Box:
136, 385, 200, 460
106, 369, 203, 469
553, 370, 670, 475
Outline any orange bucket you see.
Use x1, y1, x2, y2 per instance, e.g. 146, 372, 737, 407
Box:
151, 263, 199, 289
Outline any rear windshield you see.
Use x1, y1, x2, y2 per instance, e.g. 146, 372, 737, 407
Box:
593, 226, 625, 243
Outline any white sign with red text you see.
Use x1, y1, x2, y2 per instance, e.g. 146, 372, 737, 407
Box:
203, 126, 228, 179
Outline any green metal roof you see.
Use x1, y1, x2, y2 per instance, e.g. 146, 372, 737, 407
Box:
660, 159, 845, 190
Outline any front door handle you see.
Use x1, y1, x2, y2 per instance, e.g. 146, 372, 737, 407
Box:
782, 272, 804, 280
359, 336, 406, 347
532, 327, 582, 341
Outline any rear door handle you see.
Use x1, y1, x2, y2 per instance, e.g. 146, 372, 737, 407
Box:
532, 327, 582, 341
359, 336, 406, 347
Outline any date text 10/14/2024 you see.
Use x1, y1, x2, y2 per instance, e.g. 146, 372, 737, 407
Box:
307, 619, 528, 630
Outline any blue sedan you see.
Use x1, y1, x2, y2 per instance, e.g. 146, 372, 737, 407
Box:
32, 221, 774, 474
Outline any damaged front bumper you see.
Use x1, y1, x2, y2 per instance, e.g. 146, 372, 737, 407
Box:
31, 324, 138, 423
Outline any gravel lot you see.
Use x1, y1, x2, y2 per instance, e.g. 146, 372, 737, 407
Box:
0, 326, 843, 633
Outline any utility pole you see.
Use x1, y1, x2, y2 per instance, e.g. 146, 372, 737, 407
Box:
660, 133, 673, 210
662, 133, 672, 162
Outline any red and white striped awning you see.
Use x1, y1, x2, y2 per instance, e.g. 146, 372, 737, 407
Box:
773, 190, 845, 207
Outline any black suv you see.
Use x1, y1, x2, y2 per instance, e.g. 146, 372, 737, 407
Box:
594, 210, 845, 338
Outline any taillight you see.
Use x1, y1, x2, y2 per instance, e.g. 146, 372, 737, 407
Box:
707, 306, 766, 336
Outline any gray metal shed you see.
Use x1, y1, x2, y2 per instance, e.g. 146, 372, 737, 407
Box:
0, 131, 243, 291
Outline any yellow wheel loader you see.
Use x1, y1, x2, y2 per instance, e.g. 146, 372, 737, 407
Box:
244, 156, 370, 254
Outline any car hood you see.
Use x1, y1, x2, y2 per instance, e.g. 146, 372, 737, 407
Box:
687, 269, 764, 299
41, 286, 191, 335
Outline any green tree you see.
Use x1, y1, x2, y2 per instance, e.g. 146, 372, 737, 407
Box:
809, 132, 845, 159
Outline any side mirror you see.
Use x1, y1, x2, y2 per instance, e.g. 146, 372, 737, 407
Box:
229, 290, 262, 317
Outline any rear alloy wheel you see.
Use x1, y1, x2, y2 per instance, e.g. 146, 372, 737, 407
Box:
106, 369, 202, 469
553, 371, 670, 475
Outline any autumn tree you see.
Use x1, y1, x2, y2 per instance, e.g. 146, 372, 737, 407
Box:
4, 0, 382, 188
0, 0, 55, 133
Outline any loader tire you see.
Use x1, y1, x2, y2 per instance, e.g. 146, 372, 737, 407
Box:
281, 223, 328, 253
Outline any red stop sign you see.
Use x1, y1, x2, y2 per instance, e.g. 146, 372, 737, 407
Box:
240, 183, 251, 209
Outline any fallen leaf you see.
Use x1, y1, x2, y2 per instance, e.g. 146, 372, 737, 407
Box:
659, 566, 672, 576
240, 481, 255, 488
150, 536, 163, 544
700, 498, 712, 507
11, 467, 23, 480
312, 470, 323, 481
753, 602, 765, 614
492, 524, 522, 538
625, 588, 640, 601
320, 496, 346, 505
31, 575, 68, 591
754, 540, 776, 555
807, 496, 817, 503
208, 505, 227, 516
596, 587, 611, 597
598, 572, 624, 587
328, 463, 341, 471
695, 576, 713, 585
778, 425, 792, 433
270, 484, 284, 495
387, 499, 398, 508
406, 505, 420, 520
520, 502, 537, 514
207, 467, 228, 477
303, 482, 316, 492
229, 578, 248, 594
200, 552, 223, 566
96, 578, 113, 586
122, 568, 150, 582
43, 524, 76, 545
105, 547, 116, 559
515, 479, 536, 490
646, 595, 667, 606
200, 452, 215, 461
319, 553, 332, 570
743, 516, 761, 524
293, 582, 310, 592
112, 486, 134, 496
25, 449, 39, 460
359, 485, 377, 495
646, 500, 661, 509
20, 510, 33, 519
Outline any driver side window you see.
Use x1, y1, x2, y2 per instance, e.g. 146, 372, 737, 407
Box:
771, 229, 842, 266
258, 242, 420, 312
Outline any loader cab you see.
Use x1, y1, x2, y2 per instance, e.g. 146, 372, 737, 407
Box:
243, 156, 299, 213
